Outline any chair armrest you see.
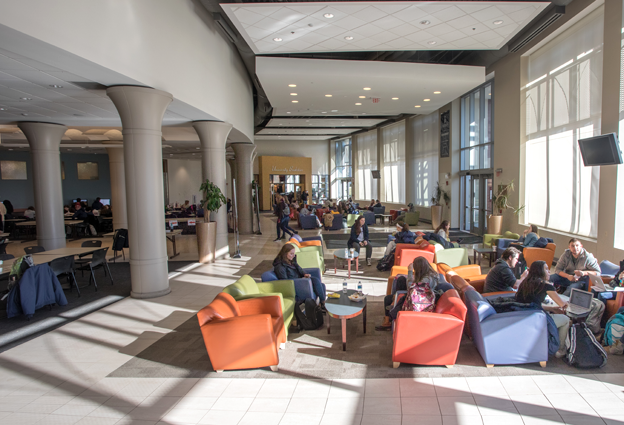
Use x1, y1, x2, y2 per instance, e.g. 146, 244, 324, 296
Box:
453, 264, 482, 277
482, 292, 516, 300
298, 240, 322, 247
257, 280, 296, 299
292, 278, 314, 302
303, 268, 322, 282
238, 295, 283, 318
496, 238, 519, 249
391, 266, 408, 276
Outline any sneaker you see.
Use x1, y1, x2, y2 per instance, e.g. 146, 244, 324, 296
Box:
273, 238, 281, 242
555, 349, 567, 359
375, 325, 392, 331
610, 340, 623, 355
367, 258, 372, 266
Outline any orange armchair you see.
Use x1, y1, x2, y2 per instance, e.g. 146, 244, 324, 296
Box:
392, 289, 467, 368
523, 243, 556, 268
289, 238, 322, 248
395, 244, 435, 267
451, 264, 487, 293
197, 292, 284, 373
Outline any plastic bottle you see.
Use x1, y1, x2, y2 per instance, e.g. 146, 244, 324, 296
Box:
343, 280, 348, 294
357, 281, 363, 295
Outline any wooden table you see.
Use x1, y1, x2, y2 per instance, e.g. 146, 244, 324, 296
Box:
473, 246, 498, 267
165, 218, 196, 223
34, 247, 102, 257
0, 233, 9, 238
4, 219, 26, 223
166, 229, 183, 258
333, 250, 359, 278
325, 289, 367, 351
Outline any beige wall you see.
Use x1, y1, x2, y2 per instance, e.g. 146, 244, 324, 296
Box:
257, 156, 312, 211
167, 159, 202, 206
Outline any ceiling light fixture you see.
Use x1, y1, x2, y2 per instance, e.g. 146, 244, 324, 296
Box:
428, 41, 437, 45
493, 20, 504, 25
49, 84, 63, 88
355, 103, 362, 105
196, 147, 200, 149
331, 110, 338, 112
325, 94, 332, 97
358, 96, 366, 99
324, 13, 334, 18
20, 97, 32, 100
420, 20, 430, 25
21, 113, 29, 116
433, 91, 441, 94
392, 97, 399, 100
288, 84, 296, 87
344, 36, 354, 40
290, 93, 297, 96
273, 37, 282, 42
363, 87, 371, 90
292, 100, 298, 103
322, 111, 327, 113
287, 112, 291, 114
415, 105, 421, 108
0, 108, 6, 111
424, 99, 430, 102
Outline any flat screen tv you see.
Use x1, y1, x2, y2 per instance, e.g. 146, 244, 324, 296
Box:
578, 133, 623, 166
371, 170, 381, 179
100, 199, 111, 206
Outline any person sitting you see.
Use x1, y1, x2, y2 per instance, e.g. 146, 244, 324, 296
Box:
373, 199, 382, 208
376, 257, 453, 331
72, 203, 89, 220
63, 205, 72, 216
484, 247, 528, 293
516, 260, 570, 358
100, 205, 112, 217
433, 220, 460, 248
348, 215, 373, 266
23, 206, 36, 219
182, 200, 191, 210
273, 244, 326, 309
300, 205, 310, 216
323, 198, 332, 209
391, 203, 414, 225
91, 197, 103, 210
367, 200, 376, 211
509, 224, 540, 274
384, 222, 415, 256
550, 238, 600, 295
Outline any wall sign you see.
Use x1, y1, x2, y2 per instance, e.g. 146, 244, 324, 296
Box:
440, 110, 450, 158
271, 165, 304, 173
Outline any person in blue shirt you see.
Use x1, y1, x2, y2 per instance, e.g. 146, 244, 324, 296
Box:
510, 224, 540, 274
91, 197, 103, 210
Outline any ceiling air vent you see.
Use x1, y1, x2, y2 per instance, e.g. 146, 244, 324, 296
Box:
509, 6, 565, 53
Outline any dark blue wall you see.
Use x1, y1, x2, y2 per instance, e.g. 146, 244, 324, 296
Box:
0, 151, 111, 209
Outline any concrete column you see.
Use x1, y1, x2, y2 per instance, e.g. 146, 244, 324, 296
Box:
105, 145, 128, 231
231, 143, 255, 234
18, 122, 67, 250
192, 121, 233, 259
226, 156, 237, 201
107, 86, 172, 299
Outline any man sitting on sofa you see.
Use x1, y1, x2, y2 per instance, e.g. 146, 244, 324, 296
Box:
550, 238, 600, 295
484, 247, 528, 293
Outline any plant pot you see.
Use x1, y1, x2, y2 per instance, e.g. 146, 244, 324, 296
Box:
196, 221, 217, 263
487, 215, 503, 235
431, 205, 443, 230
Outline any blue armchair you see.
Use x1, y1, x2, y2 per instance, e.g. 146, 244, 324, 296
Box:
261, 268, 321, 303
325, 214, 344, 230
600, 260, 620, 279
373, 206, 386, 215
363, 211, 375, 226
299, 215, 318, 229
464, 290, 549, 367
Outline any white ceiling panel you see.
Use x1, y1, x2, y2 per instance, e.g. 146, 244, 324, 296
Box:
267, 118, 386, 128
258, 127, 358, 135
222, 1, 549, 54
254, 135, 332, 141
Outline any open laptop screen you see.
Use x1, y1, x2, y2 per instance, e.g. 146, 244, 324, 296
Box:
569, 289, 593, 309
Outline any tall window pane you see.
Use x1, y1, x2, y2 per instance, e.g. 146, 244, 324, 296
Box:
381, 121, 405, 203
409, 112, 439, 207
356, 130, 378, 200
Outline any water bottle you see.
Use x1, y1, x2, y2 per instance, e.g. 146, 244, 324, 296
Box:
343, 280, 348, 294
345, 248, 348, 257
357, 281, 363, 295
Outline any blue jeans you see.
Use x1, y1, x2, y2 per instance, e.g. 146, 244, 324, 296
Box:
279, 217, 295, 238
310, 276, 326, 302
550, 274, 589, 295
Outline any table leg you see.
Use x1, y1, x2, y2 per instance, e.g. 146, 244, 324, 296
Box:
170, 235, 180, 259
348, 259, 351, 279
334, 256, 337, 274
489, 252, 493, 268
327, 314, 331, 334
356, 257, 359, 273
363, 305, 367, 333
341, 318, 347, 351
473, 251, 477, 265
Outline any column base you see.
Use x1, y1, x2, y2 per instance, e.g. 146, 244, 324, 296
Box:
131, 287, 172, 299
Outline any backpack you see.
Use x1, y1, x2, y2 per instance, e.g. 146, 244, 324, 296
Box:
376, 253, 395, 271
294, 298, 324, 330
323, 213, 334, 228
283, 205, 290, 218
565, 322, 607, 369
112, 228, 129, 250
403, 282, 435, 313
604, 312, 624, 346
585, 298, 605, 334
534, 237, 549, 248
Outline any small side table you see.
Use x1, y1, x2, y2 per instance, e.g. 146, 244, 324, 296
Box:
474, 246, 498, 267
333, 250, 359, 278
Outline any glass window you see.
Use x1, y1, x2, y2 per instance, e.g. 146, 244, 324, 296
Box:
356, 130, 378, 200
381, 121, 406, 203
461, 83, 493, 171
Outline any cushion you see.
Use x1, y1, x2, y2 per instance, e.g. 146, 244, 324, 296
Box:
292, 234, 303, 242
476, 300, 497, 322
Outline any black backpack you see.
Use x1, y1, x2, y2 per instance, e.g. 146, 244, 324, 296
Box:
112, 228, 129, 250
294, 298, 324, 330
534, 237, 549, 248
565, 322, 607, 368
376, 253, 395, 271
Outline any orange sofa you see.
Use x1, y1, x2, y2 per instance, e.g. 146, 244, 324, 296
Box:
197, 292, 284, 373
392, 289, 467, 368
438, 263, 488, 293
395, 243, 435, 267
523, 243, 556, 268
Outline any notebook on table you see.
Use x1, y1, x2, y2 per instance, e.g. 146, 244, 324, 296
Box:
566, 288, 593, 316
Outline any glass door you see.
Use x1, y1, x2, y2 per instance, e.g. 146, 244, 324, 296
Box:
463, 174, 493, 235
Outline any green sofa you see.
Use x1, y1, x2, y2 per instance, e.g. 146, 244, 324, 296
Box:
346, 214, 358, 227
221, 275, 295, 335
435, 247, 469, 268
483, 231, 520, 247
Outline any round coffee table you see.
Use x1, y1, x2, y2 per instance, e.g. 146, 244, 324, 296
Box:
333, 250, 359, 278
325, 289, 367, 351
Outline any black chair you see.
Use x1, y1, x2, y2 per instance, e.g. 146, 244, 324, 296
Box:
49, 255, 80, 296
76, 247, 112, 291
0, 253, 14, 261
81, 240, 102, 248
75, 240, 103, 267
24, 246, 45, 255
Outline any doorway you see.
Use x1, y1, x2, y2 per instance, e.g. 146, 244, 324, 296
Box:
461, 174, 493, 235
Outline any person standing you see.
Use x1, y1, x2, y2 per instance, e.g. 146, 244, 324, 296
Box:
91, 197, 103, 210
301, 190, 309, 205
0, 200, 6, 232
348, 215, 373, 266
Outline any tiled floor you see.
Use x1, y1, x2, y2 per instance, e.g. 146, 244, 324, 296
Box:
1, 215, 624, 424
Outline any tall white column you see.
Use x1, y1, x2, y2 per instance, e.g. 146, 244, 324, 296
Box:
226, 156, 237, 200
18, 122, 67, 250
105, 145, 128, 231
231, 143, 255, 234
192, 121, 233, 259
107, 86, 172, 299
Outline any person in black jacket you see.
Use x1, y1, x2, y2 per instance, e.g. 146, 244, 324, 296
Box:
273, 244, 326, 308
348, 215, 373, 266
484, 247, 528, 293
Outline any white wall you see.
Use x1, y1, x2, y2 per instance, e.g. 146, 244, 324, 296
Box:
0, 0, 254, 141
253, 139, 329, 175
167, 159, 202, 206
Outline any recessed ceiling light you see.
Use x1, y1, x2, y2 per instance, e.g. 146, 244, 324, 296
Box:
424, 99, 430, 102
170, 154, 173, 156
21, 113, 29, 116
288, 84, 296, 87
292, 100, 298, 103
392, 97, 399, 100
325, 94, 332, 97
287, 112, 291, 114
0, 108, 6, 111
67, 149, 72, 151
290, 93, 297, 96
355, 103, 362, 105
322, 111, 327, 113
344, 36, 354, 40
279, 123, 283, 125
359, 96, 366, 99
49, 84, 63, 88
428, 41, 437, 45
331, 110, 338, 112
196, 147, 200, 149
324, 13, 334, 18
420, 20, 430, 25
273, 37, 282, 42
493, 20, 504, 25
20, 97, 32, 100
433, 91, 441, 94
363, 87, 371, 91
8, 148, 13, 151
415, 105, 421, 108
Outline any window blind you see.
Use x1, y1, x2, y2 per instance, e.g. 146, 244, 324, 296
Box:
356, 129, 378, 201
381, 121, 406, 204
409, 113, 439, 207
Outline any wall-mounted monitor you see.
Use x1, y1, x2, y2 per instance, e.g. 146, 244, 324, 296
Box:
72, 199, 88, 204
100, 199, 111, 206
578, 133, 623, 166
371, 170, 381, 179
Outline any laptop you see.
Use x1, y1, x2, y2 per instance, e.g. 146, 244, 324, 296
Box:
588, 274, 610, 292
566, 288, 593, 316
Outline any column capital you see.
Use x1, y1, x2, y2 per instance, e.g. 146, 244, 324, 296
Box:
107, 86, 173, 130
18, 122, 67, 150
231, 143, 255, 162
193, 121, 233, 149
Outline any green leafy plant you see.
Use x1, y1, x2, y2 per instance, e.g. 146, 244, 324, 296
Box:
431, 182, 450, 206
199, 179, 226, 222
493, 180, 525, 216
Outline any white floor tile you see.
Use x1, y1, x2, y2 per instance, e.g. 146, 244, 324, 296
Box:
365, 378, 401, 398
257, 379, 298, 398
161, 408, 210, 424
499, 376, 543, 396
279, 412, 322, 425
401, 397, 441, 415
482, 416, 524, 425
38, 414, 85, 425
238, 411, 284, 425
465, 377, 507, 396
473, 394, 518, 416
248, 398, 290, 413
402, 416, 442, 425
325, 397, 363, 414
286, 397, 327, 413
433, 378, 471, 398
437, 397, 479, 416
399, 378, 436, 397
319, 413, 362, 425
291, 380, 331, 399
441, 416, 484, 425
221, 379, 265, 398
210, 397, 254, 412
559, 415, 607, 425
361, 414, 401, 425
329, 379, 365, 398
362, 397, 402, 415
198, 410, 245, 425
546, 394, 598, 416
533, 376, 578, 395
510, 394, 557, 416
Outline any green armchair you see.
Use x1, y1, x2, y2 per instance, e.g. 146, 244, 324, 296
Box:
290, 243, 325, 272
403, 211, 420, 226
435, 247, 469, 268
483, 231, 520, 247
346, 214, 358, 227
222, 275, 295, 335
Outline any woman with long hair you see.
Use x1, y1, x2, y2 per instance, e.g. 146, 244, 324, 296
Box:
516, 260, 569, 358
434, 220, 460, 247
273, 244, 326, 308
348, 215, 373, 266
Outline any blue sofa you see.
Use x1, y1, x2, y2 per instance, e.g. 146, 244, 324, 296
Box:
325, 214, 344, 230
261, 268, 320, 303
299, 215, 318, 229
373, 206, 385, 215
464, 290, 549, 367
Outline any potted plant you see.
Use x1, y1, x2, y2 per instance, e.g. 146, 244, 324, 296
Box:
487, 180, 524, 235
197, 179, 226, 263
431, 182, 450, 230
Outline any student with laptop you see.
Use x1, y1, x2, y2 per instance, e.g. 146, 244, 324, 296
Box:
550, 238, 600, 295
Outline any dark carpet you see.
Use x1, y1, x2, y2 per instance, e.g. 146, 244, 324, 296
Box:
449, 231, 483, 245
0, 261, 194, 353
323, 233, 392, 250
109, 301, 624, 379
249, 259, 392, 280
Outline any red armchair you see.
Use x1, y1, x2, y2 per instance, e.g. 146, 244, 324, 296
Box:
392, 289, 467, 368
197, 292, 284, 373
395, 244, 435, 267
